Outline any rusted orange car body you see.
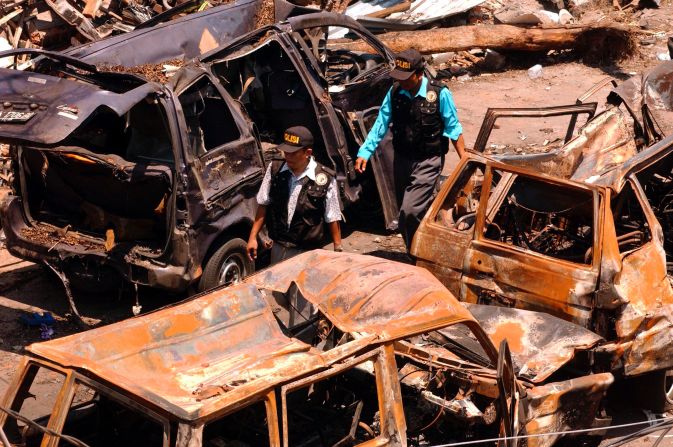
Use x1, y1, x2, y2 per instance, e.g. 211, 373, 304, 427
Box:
412, 125, 673, 387
0, 251, 610, 447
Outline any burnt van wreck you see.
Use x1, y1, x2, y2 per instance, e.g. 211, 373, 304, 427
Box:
0, 13, 401, 307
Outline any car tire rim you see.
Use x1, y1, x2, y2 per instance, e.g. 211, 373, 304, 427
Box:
218, 254, 244, 286
666, 370, 673, 404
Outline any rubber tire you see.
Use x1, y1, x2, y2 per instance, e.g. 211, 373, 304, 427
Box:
198, 238, 254, 292
631, 369, 673, 413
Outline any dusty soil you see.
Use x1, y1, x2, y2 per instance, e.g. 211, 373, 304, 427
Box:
1, 1, 673, 445
98, 58, 184, 83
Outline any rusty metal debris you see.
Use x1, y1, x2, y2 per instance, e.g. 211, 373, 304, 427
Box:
0, 0, 269, 57
0, 251, 613, 446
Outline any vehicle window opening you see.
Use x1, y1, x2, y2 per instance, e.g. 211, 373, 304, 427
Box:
61, 98, 174, 165
435, 162, 486, 232
259, 286, 349, 350
482, 114, 590, 156
283, 359, 381, 446
178, 76, 241, 156
636, 160, 673, 274
57, 380, 165, 446
2, 363, 66, 446
483, 176, 595, 265
395, 324, 498, 445
611, 180, 651, 254
203, 400, 270, 447
295, 26, 387, 89
211, 40, 330, 167
21, 98, 173, 249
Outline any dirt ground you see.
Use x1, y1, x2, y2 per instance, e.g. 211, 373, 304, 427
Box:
1, 1, 673, 445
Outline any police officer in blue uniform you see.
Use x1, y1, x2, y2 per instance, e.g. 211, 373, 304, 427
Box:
355, 49, 465, 251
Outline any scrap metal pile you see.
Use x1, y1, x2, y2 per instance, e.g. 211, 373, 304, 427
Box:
0, 0, 234, 58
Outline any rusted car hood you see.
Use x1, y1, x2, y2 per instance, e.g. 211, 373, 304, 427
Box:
609, 60, 673, 138
464, 304, 602, 383
250, 250, 601, 379
0, 68, 160, 145
248, 250, 478, 340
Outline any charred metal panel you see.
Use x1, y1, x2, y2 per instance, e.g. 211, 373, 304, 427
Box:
465, 304, 602, 383
28, 283, 327, 420
612, 241, 673, 375
493, 108, 638, 182
523, 372, 613, 447
0, 69, 161, 145
64, 0, 264, 66
609, 60, 673, 142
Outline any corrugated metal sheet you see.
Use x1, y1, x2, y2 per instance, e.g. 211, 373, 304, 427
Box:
342, 0, 484, 23
330, 0, 485, 36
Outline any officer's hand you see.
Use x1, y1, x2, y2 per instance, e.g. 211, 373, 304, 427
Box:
247, 239, 258, 261
355, 157, 367, 174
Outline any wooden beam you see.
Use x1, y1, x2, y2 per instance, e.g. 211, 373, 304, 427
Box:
364, 1, 411, 19
335, 24, 634, 56
0, 7, 23, 28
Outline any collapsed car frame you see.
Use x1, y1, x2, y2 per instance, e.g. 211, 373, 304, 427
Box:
0, 251, 611, 447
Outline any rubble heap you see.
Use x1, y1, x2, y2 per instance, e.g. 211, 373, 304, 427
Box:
0, 0, 232, 58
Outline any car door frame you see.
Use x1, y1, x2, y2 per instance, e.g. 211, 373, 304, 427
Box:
413, 156, 493, 297
472, 103, 598, 153
278, 346, 405, 447
464, 160, 605, 327
170, 66, 266, 209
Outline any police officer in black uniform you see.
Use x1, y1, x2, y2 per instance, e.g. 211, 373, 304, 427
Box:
355, 49, 465, 251
247, 126, 342, 264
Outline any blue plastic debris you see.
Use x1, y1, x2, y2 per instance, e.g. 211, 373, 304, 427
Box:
20, 311, 56, 327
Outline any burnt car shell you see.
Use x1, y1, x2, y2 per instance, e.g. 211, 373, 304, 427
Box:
0, 51, 264, 292
0, 12, 403, 293
0, 251, 611, 447
412, 67, 673, 405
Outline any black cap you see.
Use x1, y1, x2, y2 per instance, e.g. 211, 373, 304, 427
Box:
277, 126, 314, 153
390, 49, 423, 81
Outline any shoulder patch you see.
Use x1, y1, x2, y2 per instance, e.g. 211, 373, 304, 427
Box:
315, 172, 328, 186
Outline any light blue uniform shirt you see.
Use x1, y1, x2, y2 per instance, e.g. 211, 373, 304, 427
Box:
357, 77, 463, 161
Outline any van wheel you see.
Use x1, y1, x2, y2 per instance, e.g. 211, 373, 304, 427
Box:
632, 369, 673, 413
199, 238, 254, 292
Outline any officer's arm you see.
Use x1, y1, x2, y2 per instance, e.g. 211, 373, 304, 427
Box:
248, 165, 274, 260
355, 87, 393, 173
247, 205, 267, 260
439, 88, 465, 158
452, 134, 466, 159
329, 221, 342, 251
325, 178, 343, 250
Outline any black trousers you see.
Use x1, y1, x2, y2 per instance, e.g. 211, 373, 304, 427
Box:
394, 153, 444, 251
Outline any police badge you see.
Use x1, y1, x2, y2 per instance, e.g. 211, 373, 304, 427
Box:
315, 173, 328, 186
426, 90, 437, 103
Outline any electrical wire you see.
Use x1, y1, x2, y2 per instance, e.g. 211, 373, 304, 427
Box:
427, 415, 673, 447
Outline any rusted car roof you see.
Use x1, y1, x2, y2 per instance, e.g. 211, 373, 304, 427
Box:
28, 283, 328, 421
26, 251, 479, 421
248, 250, 478, 339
